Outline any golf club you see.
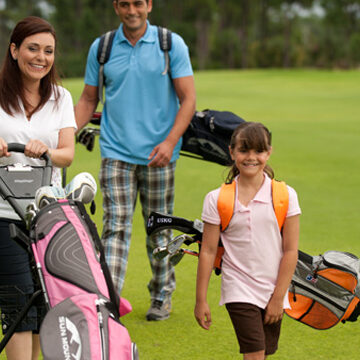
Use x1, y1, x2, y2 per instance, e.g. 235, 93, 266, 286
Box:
153, 246, 169, 261
169, 248, 199, 266
167, 234, 197, 255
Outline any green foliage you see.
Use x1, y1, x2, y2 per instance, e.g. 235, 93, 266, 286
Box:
1, 1, 360, 74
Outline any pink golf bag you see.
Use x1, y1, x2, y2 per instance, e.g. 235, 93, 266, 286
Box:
30, 199, 138, 359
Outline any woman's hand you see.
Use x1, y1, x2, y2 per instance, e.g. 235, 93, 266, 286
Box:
0, 138, 10, 158
24, 139, 48, 159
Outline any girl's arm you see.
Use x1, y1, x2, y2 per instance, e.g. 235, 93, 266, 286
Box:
264, 214, 300, 324
194, 222, 220, 330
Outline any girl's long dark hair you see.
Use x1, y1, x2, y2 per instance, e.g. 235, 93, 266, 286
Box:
226, 122, 274, 183
0, 16, 60, 117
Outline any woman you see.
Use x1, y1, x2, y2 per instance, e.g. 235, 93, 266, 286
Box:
0, 16, 76, 360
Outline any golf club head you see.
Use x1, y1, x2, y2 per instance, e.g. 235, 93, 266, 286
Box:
25, 202, 38, 228
169, 248, 199, 266
153, 246, 169, 261
146, 211, 203, 236
65, 172, 97, 204
35, 185, 66, 209
169, 249, 185, 266
167, 234, 196, 255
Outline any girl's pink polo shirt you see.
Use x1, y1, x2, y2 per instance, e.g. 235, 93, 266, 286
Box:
202, 174, 301, 309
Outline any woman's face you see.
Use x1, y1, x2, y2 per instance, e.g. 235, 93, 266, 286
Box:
10, 32, 55, 85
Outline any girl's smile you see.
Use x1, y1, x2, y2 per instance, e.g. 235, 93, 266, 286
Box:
231, 149, 272, 178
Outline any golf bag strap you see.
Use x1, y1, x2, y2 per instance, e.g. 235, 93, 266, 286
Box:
213, 182, 236, 275
97, 29, 116, 104
271, 179, 289, 231
97, 27, 172, 104
217, 179, 289, 232
76, 201, 120, 317
217, 181, 236, 232
157, 26, 172, 75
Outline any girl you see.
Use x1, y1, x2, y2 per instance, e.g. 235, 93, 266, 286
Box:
194, 122, 300, 360
0, 16, 76, 360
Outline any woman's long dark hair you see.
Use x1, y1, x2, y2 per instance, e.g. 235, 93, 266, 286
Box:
0, 16, 60, 117
226, 122, 274, 183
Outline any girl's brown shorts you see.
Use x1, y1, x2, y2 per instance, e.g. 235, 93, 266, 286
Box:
225, 302, 282, 355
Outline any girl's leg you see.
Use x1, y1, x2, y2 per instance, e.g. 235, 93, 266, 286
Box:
5, 331, 32, 360
243, 350, 266, 360
32, 333, 41, 360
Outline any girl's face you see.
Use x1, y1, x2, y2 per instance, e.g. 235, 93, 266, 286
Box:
230, 146, 272, 178
10, 32, 55, 86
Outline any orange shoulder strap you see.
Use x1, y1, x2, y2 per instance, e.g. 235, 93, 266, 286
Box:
271, 179, 289, 231
217, 181, 236, 232
217, 179, 289, 232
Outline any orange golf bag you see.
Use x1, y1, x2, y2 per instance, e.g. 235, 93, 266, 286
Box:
285, 250, 360, 329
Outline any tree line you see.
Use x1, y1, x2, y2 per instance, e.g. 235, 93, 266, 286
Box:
0, 0, 359, 78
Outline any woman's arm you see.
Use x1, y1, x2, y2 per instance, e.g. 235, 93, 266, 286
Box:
194, 222, 220, 330
24, 127, 75, 168
264, 214, 300, 324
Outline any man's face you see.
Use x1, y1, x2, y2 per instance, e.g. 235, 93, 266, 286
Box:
113, 0, 152, 33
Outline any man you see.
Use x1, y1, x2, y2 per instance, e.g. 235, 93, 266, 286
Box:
75, 0, 196, 321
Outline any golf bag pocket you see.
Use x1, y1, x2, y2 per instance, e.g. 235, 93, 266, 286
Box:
285, 250, 360, 330
40, 293, 138, 360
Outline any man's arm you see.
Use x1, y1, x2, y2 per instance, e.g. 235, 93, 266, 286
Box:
148, 75, 196, 167
74, 84, 99, 133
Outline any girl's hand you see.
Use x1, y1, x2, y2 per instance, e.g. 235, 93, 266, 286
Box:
264, 294, 283, 324
24, 139, 48, 159
0, 138, 10, 157
194, 301, 212, 330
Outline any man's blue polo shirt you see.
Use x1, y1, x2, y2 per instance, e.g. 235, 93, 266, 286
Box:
84, 21, 193, 165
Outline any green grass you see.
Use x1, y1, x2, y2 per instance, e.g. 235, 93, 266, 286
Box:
2, 69, 360, 359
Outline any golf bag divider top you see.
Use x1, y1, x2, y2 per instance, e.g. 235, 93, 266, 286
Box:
285, 250, 360, 330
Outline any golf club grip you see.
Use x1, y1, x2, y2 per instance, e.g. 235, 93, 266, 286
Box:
90, 112, 102, 125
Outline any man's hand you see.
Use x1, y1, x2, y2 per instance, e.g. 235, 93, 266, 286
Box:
147, 140, 174, 167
